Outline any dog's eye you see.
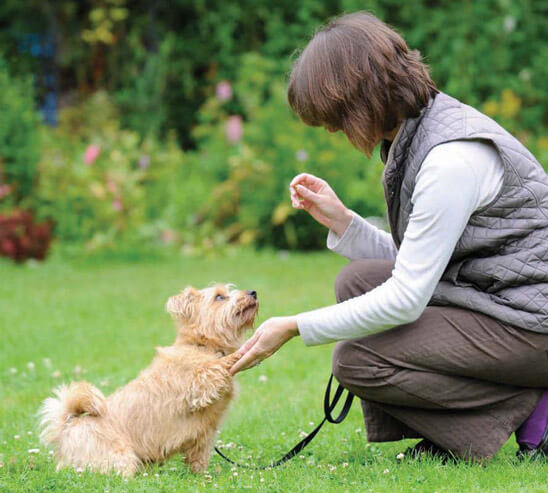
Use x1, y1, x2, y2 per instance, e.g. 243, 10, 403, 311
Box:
215, 294, 226, 301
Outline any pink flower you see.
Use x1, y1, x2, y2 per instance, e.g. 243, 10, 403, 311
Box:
106, 179, 117, 194
226, 115, 243, 144
112, 198, 123, 212
138, 155, 150, 169
84, 144, 101, 166
0, 184, 12, 199
215, 81, 233, 102
161, 229, 176, 244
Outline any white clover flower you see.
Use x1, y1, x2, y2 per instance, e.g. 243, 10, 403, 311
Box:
383, 468, 390, 474
27, 362, 35, 371
142, 472, 148, 477
396, 452, 405, 460
258, 375, 268, 382
43, 358, 52, 368
52, 370, 61, 378
28, 449, 40, 454
355, 428, 362, 433
13, 435, 20, 440
9, 368, 17, 375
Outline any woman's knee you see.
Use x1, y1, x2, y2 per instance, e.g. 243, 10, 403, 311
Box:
332, 340, 355, 385
334, 259, 394, 302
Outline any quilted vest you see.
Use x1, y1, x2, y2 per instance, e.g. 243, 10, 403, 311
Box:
381, 91, 548, 332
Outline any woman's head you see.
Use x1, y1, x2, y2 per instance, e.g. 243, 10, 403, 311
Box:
288, 12, 437, 156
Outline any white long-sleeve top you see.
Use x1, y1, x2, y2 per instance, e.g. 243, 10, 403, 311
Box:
296, 139, 504, 346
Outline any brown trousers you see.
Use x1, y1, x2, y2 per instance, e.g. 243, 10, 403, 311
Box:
332, 259, 548, 459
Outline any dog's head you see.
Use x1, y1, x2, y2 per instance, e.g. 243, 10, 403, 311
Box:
166, 284, 258, 352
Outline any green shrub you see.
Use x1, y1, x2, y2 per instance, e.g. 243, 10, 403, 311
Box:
0, 57, 40, 207
35, 92, 212, 250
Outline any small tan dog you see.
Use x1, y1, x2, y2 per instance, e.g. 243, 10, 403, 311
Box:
39, 284, 258, 476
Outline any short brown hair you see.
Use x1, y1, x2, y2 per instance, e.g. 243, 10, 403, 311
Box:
288, 12, 437, 156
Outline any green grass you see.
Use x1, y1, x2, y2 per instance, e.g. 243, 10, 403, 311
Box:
1, 250, 547, 492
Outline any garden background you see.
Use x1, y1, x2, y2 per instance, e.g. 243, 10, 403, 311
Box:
1, 1, 547, 491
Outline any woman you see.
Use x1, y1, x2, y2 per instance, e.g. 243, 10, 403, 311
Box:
230, 11, 548, 460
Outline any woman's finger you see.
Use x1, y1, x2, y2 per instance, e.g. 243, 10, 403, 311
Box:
295, 184, 321, 204
240, 331, 261, 354
230, 347, 262, 375
290, 173, 319, 189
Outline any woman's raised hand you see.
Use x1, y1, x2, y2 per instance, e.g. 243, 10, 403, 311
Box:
289, 173, 352, 237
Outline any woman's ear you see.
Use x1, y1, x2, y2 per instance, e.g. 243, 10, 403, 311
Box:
166, 287, 199, 321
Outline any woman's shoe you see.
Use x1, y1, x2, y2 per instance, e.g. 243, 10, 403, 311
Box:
404, 439, 455, 463
517, 424, 548, 460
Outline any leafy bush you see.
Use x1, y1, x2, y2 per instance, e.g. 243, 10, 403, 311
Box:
35, 92, 211, 250
0, 57, 40, 207
192, 54, 386, 250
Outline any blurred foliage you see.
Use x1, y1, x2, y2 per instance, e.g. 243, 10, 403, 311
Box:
0, 0, 546, 147
0, 1, 546, 254
0, 59, 41, 207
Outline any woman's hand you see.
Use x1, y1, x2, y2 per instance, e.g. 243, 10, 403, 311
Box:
230, 316, 299, 375
289, 173, 352, 237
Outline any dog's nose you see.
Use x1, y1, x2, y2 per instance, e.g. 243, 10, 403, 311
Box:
247, 290, 257, 299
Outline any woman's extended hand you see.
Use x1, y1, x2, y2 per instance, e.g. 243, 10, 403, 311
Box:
230, 316, 299, 375
289, 173, 352, 237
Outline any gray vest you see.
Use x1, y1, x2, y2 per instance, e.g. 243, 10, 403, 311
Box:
381, 91, 548, 332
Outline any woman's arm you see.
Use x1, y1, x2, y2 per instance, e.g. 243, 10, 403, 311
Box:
326, 211, 397, 261
296, 146, 487, 344
290, 173, 397, 261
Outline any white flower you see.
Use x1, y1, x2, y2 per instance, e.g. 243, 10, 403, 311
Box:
355, 428, 361, 433
233, 472, 238, 477
396, 452, 405, 460
296, 149, 309, 162
27, 362, 35, 371
52, 370, 61, 378
260, 478, 265, 483
142, 472, 148, 477
49, 450, 54, 456
9, 368, 17, 375
155, 473, 159, 478
383, 468, 390, 474
27, 431, 32, 436
13, 435, 20, 440
73, 365, 82, 375
76, 467, 84, 473
342, 462, 349, 468
28, 449, 40, 454
299, 431, 307, 438
258, 375, 268, 382
504, 15, 516, 32
43, 358, 52, 368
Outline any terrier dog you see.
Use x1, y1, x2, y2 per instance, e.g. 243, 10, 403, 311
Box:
39, 284, 258, 476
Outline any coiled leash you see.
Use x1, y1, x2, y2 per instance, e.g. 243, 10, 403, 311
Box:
214, 374, 354, 469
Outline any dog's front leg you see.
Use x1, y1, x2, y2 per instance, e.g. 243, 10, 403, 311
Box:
187, 360, 236, 412
184, 431, 216, 473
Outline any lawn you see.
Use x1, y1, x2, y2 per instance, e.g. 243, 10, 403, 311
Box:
1, 249, 547, 492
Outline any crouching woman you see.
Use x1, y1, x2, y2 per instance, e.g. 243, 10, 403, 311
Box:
231, 11, 548, 460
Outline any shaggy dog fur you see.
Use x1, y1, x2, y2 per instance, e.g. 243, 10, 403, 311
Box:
39, 284, 258, 476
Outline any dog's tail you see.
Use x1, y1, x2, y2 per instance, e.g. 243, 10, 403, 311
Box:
39, 381, 106, 445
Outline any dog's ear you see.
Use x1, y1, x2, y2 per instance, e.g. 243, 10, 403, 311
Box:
166, 287, 199, 320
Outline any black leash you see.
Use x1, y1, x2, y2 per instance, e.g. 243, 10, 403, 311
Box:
214, 374, 354, 469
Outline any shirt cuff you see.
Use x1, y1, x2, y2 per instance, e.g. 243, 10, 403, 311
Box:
326, 211, 360, 256
296, 311, 326, 346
